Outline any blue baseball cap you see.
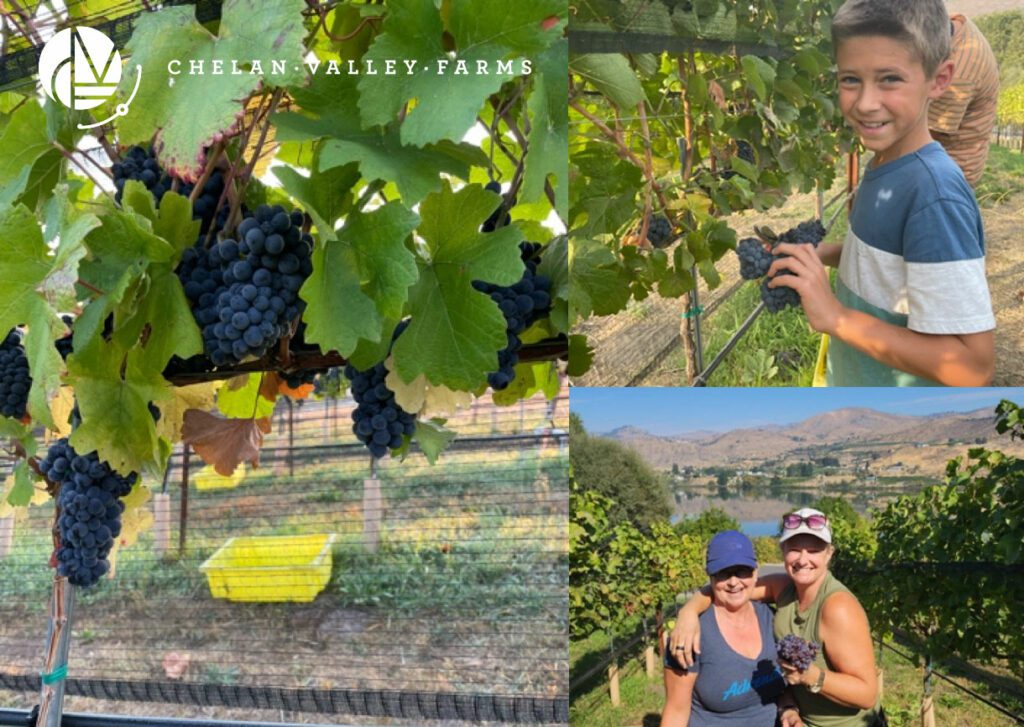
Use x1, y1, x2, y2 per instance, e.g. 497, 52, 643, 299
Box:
705, 530, 758, 575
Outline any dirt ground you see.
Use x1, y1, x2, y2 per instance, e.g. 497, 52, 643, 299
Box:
572, 192, 1024, 388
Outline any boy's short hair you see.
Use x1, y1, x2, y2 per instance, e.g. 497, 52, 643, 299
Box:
832, 0, 951, 78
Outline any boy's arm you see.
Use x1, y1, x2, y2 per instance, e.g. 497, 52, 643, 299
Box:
816, 242, 843, 268
768, 243, 994, 386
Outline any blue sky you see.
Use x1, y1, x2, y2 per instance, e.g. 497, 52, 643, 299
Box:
570, 388, 1024, 435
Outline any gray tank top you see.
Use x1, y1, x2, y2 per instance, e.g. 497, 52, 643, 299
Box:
688, 600, 786, 726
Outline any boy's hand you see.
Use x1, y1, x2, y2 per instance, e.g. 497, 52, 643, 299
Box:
767, 242, 844, 333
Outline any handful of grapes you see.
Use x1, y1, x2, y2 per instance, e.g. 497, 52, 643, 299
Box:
776, 634, 819, 672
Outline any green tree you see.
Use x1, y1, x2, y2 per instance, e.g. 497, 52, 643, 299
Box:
674, 507, 740, 541
570, 433, 671, 531
569, 411, 586, 439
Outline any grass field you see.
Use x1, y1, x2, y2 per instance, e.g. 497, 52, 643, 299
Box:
571, 627, 1023, 726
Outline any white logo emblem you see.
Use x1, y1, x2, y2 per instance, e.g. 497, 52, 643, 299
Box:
39, 27, 122, 110
38, 26, 143, 129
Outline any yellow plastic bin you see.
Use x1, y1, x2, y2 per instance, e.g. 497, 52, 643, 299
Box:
199, 534, 337, 602
194, 465, 246, 491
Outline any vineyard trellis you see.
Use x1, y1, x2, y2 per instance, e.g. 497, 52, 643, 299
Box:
569, 0, 854, 386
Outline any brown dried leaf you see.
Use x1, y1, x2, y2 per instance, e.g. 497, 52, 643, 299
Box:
181, 410, 272, 476
279, 381, 314, 400
225, 374, 251, 391
259, 372, 283, 401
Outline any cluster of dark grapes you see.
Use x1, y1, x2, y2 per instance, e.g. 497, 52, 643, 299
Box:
646, 215, 674, 249
0, 329, 31, 420
471, 243, 551, 391
760, 220, 826, 313
776, 634, 820, 672
736, 238, 773, 280
55, 314, 75, 360
482, 181, 511, 232
38, 438, 138, 588
112, 145, 227, 232
345, 321, 417, 458
736, 140, 755, 165
178, 205, 313, 366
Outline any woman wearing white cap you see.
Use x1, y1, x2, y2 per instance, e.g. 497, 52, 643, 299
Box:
668, 509, 882, 727
660, 530, 789, 726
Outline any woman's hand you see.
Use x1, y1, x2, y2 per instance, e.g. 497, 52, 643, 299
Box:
778, 706, 805, 727
779, 659, 820, 688
766, 242, 845, 334
667, 610, 702, 669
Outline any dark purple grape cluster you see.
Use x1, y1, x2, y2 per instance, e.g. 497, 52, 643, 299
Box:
0, 329, 31, 420
482, 181, 511, 232
757, 219, 826, 313
736, 238, 772, 280
283, 370, 317, 389
38, 438, 138, 588
777, 219, 826, 245
472, 242, 551, 391
345, 321, 417, 458
181, 205, 313, 366
647, 215, 674, 248
776, 634, 819, 672
55, 314, 75, 360
736, 140, 755, 165
112, 145, 228, 233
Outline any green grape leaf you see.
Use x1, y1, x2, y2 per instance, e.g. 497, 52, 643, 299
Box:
22, 304, 65, 431
150, 191, 201, 258
569, 237, 632, 321
392, 182, 523, 390
0, 203, 67, 427
78, 192, 176, 305
272, 163, 360, 242
321, 134, 486, 207
414, 417, 457, 465
538, 235, 569, 334
41, 186, 100, 312
522, 39, 568, 218
0, 102, 52, 191
4, 461, 34, 508
300, 202, 420, 356
116, 0, 307, 179
570, 54, 645, 109
274, 74, 486, 206
567, 334, 595, 377
117, 264, 203, 373
741, 55, 776, 102
358, 0, 564, 146
345, 316, 401, 371
217, 374, 277, 419
66, 339, 171, 477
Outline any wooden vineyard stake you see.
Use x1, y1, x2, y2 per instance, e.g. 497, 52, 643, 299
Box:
363, 474, 382, 553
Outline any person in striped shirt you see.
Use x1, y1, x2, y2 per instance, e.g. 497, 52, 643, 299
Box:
929, 14, 1000, 188
764, 0, 995, 386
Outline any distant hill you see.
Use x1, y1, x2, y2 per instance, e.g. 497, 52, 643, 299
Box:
601, 407, 1017, 471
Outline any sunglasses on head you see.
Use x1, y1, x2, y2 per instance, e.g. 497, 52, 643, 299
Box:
712, 565, 755, 580
782, 513, 829, 531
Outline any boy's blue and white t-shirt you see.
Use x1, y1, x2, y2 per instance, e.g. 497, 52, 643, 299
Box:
828, 141, 995, 386
685, 601, 785, 726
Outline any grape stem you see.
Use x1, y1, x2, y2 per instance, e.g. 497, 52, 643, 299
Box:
188, 140, 224, 205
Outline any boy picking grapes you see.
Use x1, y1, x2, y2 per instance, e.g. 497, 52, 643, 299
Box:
767, 0, 995, 386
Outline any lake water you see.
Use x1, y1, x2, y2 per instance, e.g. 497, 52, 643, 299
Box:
740, 520, 780, 537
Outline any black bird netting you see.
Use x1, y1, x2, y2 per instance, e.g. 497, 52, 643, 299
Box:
0, 390, 569, 725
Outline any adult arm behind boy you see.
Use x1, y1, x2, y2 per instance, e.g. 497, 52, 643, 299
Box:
768, 243, 994, 386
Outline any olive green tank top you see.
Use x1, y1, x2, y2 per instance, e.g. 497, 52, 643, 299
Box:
774, 572, 880, 727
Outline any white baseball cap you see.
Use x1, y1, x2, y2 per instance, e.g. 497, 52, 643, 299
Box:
779, 507, 832, 544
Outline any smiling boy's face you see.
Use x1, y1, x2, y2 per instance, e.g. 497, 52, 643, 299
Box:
836, 34, 953, 166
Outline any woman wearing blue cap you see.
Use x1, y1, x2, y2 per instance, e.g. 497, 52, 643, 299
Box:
660, 530, 789, 726
668, 510, 881, 727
